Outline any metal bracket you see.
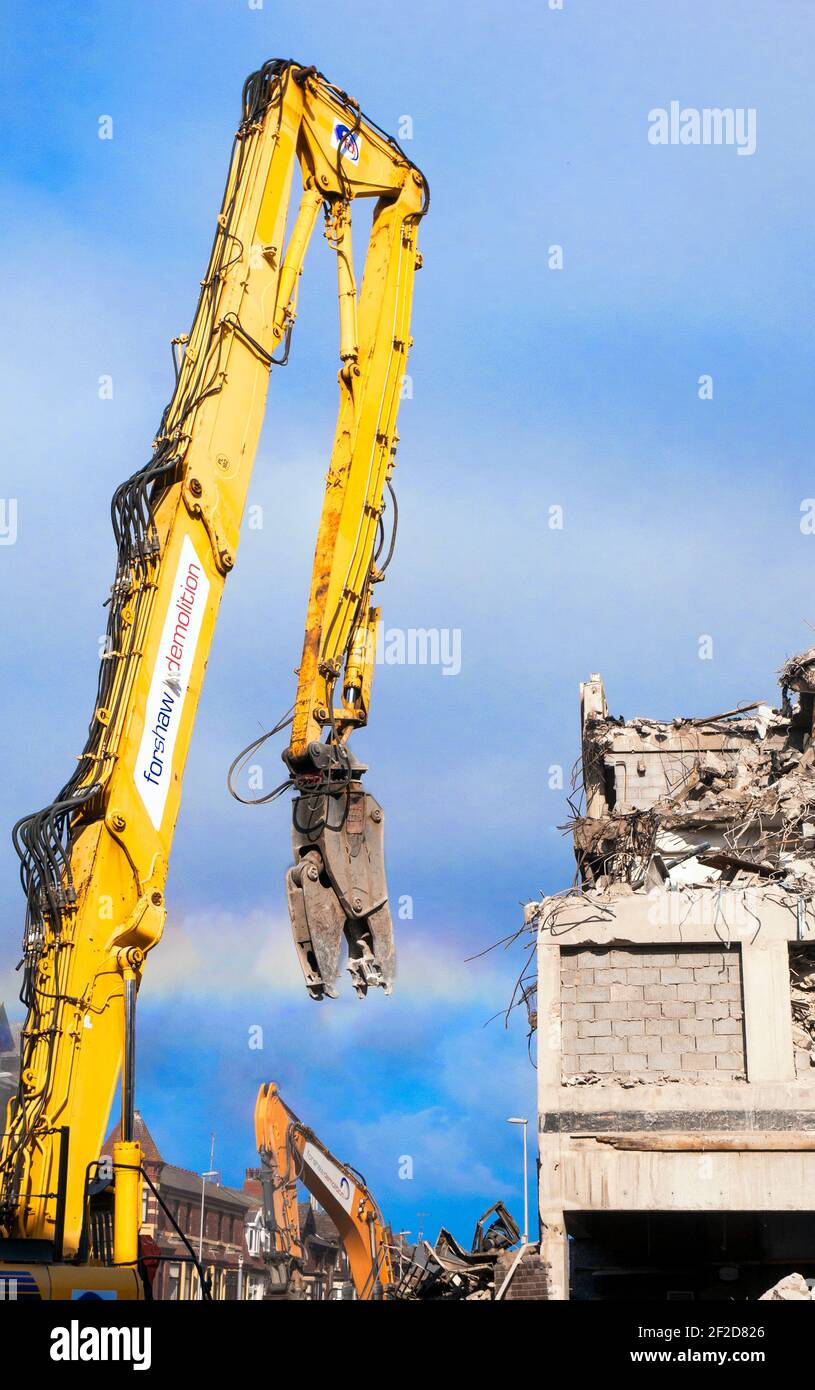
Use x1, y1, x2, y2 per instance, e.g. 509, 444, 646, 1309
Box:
183, 478, 234, 576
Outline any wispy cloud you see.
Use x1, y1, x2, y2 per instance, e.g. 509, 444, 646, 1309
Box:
146, 904, 512, 1008
344, 1104, 513, 1209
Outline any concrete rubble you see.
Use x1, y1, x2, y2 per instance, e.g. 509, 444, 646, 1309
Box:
574, 653, 815, 901
759, 1272, 814, 1300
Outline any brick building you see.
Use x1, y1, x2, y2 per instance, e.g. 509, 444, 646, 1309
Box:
297, 1199, 354, 1299
103, 1112, 269, 1300
529, 665, 815, 1299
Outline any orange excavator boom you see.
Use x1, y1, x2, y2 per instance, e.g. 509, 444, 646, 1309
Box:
254, 1082, 393, 1300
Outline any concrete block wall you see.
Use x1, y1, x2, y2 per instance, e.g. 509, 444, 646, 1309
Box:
560, 945, 745, 1081
607, 750, 699, 813
598, 732, 744, 815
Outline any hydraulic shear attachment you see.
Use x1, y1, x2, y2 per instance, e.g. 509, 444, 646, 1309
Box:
285, 753, 395, 999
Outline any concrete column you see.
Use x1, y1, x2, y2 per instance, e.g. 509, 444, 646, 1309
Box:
536, 940, 562, 1087
540, 1210, 568, 1300
741, 938, 795, 1083
538, 935, 567, 1297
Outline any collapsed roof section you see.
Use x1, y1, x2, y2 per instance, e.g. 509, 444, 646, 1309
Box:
573, 651, 815, 899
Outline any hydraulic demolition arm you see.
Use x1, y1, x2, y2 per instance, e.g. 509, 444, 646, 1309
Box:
0, 59, 426, 1297
255, 1081, 393, 1300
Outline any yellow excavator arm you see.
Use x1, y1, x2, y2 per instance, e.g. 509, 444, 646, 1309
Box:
0, 58, 426, 1294
255, 1082, 393, 1300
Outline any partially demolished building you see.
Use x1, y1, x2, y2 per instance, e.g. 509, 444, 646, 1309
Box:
529, 654, 815, 1299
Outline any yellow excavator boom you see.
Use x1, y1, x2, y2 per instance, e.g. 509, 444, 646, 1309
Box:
0, 58, 426, 1295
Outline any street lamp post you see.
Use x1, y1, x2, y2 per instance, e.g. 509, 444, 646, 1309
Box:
507, 1117, 529, 1244
197, 1132, 218, 1301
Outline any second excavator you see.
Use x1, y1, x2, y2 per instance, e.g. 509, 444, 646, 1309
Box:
255, 1081, 394, 1300
254, 1082, 526, 1301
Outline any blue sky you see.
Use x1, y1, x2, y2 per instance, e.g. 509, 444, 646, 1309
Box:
1, 0, 814, 1243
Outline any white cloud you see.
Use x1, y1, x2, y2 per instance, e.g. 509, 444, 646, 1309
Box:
145, 903, 512, 1010
343, 1104, 512, 1208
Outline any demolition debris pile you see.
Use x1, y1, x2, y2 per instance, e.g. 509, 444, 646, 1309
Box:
395, 1203, 544, 1300
571, 649, 815, 900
